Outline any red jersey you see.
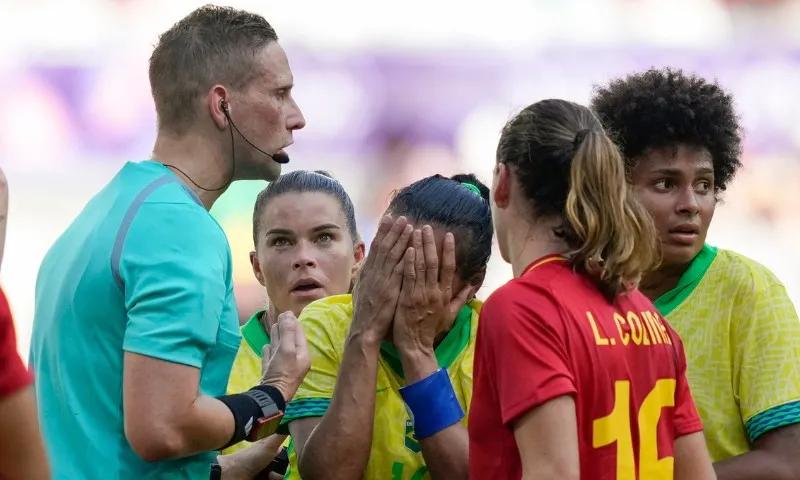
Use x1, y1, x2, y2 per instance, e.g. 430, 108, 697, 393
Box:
469, 256, 702, 479
0, 287, 32, 396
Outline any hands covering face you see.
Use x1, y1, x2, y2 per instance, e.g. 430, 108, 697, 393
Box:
352, 216, 474, 349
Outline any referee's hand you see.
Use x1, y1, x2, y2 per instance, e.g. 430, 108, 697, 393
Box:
259, 311, 310, 403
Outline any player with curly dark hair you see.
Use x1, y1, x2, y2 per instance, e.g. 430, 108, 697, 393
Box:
593, 68, 800, 480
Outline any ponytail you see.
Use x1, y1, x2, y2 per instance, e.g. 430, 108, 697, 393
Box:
564, 130, 659, 296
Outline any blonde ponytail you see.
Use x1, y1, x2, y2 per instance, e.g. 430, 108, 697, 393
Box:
564, 130, 659, 296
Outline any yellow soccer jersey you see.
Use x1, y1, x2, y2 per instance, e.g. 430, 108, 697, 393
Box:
655, 244, 800, 461
222, 311, 272, 455
283, 294, 481, 480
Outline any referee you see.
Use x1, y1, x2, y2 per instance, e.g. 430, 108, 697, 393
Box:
29, 6, 307, 479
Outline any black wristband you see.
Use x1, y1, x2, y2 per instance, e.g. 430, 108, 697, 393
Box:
216, 385, 286, 449
216, 392, 262, 449
249, 384, 286, 412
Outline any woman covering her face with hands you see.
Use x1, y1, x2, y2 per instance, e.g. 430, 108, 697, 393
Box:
284, 173, 492, 480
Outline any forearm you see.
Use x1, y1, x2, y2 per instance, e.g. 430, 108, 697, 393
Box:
400, 349, 468, 479
420, 424, 469, 479
127, 393, 234, 461
0, 387, 50, 480
299, 331, 380, 480
715, 450, 796, 480
167, 395, 236, 459
218, 435, 285, 479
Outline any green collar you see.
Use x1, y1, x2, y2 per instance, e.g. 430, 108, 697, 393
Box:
654, 244, 718, 316
241, 310, 271, 357
380, 304, 473, 379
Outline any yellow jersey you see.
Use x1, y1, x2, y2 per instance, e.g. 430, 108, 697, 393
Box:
655, 245, 800, 461
283, 294, 481, 480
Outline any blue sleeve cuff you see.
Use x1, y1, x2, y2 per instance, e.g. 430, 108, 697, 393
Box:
745, 401, 800, 443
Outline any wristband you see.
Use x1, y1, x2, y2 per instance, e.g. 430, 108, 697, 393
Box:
249, 385, 286, 412
255, 447, 289, 479
209, 458, 221, 480
399, 368, 464, 439
216, 385, 285, 448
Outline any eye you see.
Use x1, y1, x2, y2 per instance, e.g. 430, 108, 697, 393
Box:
695, 180, 712, 193
316, 232, 334, 244
269, 237, 292, 247
653, 179, 675, 191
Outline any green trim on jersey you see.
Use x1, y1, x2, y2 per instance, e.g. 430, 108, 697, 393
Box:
283, 304, 476, 422
655, 244, 718, 315
285, 397, 331, 421
379, 304, 473, 379
745, 401, 800, 443
241, 310, 270, 356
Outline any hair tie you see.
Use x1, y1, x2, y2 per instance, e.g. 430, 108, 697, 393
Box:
461, 182, 482, 198
573, 129, 592, 150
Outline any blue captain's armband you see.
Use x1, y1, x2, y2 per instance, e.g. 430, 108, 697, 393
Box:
399, 368, 463, 439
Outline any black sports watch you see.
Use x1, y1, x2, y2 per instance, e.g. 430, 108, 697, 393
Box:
209, 459, 222, 480
243, 388, 284, 442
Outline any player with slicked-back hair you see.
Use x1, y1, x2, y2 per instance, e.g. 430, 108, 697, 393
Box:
219, 170, 365, 477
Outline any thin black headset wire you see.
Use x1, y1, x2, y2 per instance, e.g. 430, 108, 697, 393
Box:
162, 104, 237, 192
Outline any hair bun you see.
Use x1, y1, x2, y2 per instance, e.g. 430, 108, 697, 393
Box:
450, 173, 490, 202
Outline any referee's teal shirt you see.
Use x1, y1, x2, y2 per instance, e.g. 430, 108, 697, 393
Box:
30, 160, 240, 479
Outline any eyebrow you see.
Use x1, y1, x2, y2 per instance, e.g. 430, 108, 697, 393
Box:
649, 167, 714, 176
311, 224, 342, 232
265, 228, 294, 237
264, 224, 341, 237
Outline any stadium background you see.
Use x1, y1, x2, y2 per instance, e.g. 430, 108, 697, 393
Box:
2, 0, 799, 356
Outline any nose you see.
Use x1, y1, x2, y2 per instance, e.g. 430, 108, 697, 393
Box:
292, 242, 316, 270
675, 186, 700, 216
287, 96, 306, 131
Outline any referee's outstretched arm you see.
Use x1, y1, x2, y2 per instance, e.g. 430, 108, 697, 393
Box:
123, 315, 308, 461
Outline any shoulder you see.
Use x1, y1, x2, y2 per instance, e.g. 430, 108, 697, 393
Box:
124, 197, 227, 259
710, 249, 790, 304
118, 163, 223, 243
298, 294, 354, 345
483, 267, 570, 314
481, 275, 565, 335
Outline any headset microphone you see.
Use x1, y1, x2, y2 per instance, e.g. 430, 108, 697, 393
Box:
161, 100, 289, 192
221, 100, 290, 164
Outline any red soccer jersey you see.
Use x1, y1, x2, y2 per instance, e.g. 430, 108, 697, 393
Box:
469, 256, 702, 480
0, 287, 32, 396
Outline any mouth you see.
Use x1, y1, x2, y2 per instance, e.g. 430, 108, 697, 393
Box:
666, 224, 700, 245
290, 278, 325, 297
